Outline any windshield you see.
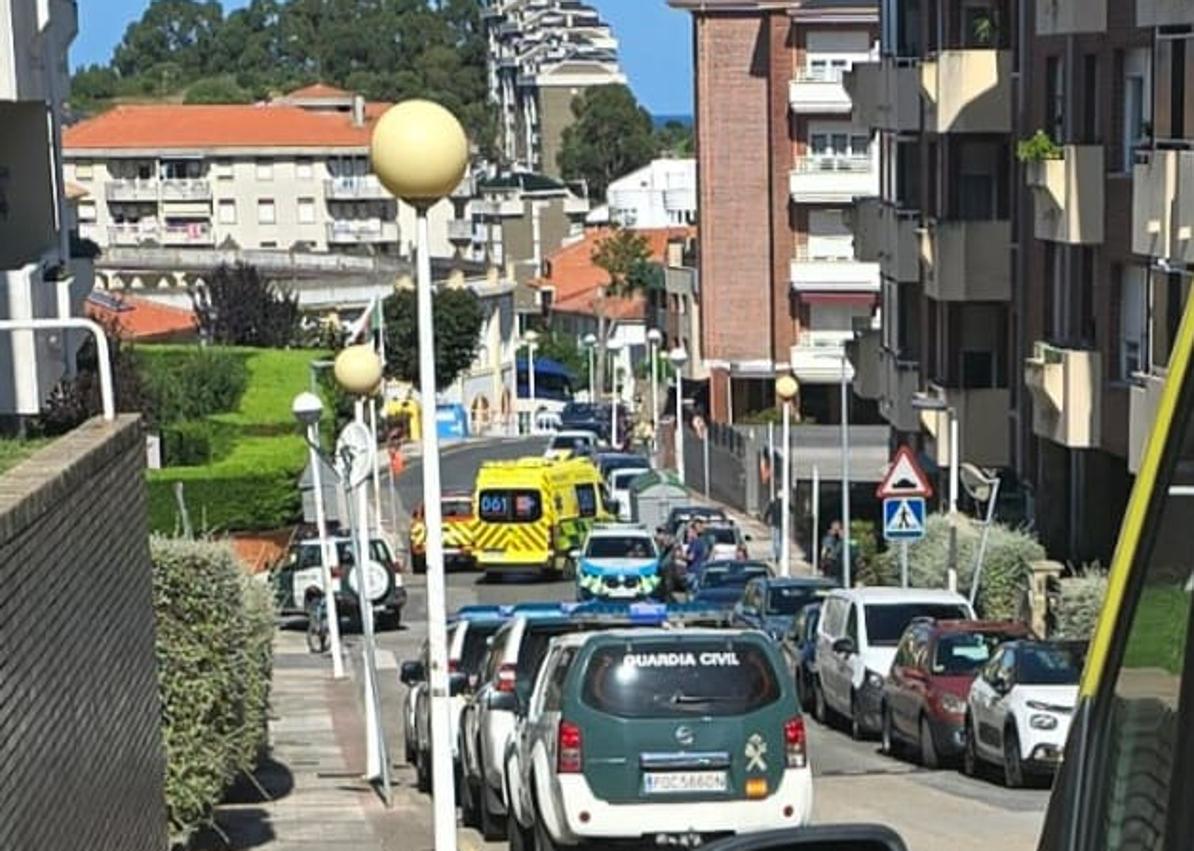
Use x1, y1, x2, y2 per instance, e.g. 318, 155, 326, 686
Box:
586, 536, 655, 559
933, 632, 1019, 675
550, 434, 591, 451
865, 604, 971, 647
442, 498, 472, 519
1018, 645, 1082, 686
767, 585, 830, 616
581, 640, 780, 718
295, 540, 391, 569
610, 469, 648, 489
703, 527, 739, 545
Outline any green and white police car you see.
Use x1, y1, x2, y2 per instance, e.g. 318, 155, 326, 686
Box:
505, 628, 813, 849
575, 523, 664, 602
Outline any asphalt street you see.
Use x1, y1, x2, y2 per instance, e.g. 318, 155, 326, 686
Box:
351, 437, 1050, 851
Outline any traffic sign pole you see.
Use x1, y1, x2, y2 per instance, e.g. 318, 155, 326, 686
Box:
900, 540, 909, 588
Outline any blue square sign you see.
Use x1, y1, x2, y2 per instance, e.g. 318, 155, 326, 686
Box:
883, 497, 926, 542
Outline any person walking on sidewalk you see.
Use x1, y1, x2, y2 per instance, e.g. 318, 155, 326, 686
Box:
763, 497, 783, 562
821, 520, 845, 585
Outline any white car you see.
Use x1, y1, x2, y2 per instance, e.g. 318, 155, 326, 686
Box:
608, 467, 650, 521
274, 535, 406, 627
544, 429, 600, 458
505, 628, 813, 849
964, 639, 1083, 787
698, 520, 748, 562
814, 587, 974, 739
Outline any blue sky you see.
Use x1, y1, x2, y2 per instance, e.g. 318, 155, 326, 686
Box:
71, 0, 694, 115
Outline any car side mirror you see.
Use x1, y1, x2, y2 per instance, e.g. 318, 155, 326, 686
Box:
832, 637, 856, 656
448, 672, 469, 697
701, 824, 909, 851
400, 660, 425, 686
487, 690, 519, 712
569, 549, 582, 561
992, 675, 1011, 695
739, 604, 758, 618
607, 498, 621, 514
744, 534, 753, 542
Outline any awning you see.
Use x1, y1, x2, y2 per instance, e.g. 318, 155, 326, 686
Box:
515, 355, 575, 379
798, 292, 878, 306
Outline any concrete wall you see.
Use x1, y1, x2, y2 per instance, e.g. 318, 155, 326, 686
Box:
538, 86, 578, 178
0, 101, 56, 267
0, 415, 167, 851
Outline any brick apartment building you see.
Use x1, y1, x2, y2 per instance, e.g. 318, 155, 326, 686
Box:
846, 0, 1194, 564
669, 0, 880, 424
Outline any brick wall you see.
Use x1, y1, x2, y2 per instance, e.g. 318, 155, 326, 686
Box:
0, 416, 166, 851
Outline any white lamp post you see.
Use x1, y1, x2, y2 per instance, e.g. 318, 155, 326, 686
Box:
607, 337, 623, 448
647, 328, 662, 451
372, 98, 468, 851
776, 374, 799, 578
582, 332, 597, 402
523, 329, 540, 433
292, 391, 345, 679
669, 346, 688, 483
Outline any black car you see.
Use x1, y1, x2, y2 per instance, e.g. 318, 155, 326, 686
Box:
789, 603, 822, 708
595, 451, 652, 480
560, 401, 611, 441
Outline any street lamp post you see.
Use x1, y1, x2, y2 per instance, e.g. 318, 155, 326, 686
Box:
523, 329, 540, 434
371, 99, 469, 851
647, 329, 662, 451
583, 332, 597, 402
775, 375, 799, 578
669, 346, 688, 484
607, 338, 623, 448
840, 352, 851, 588
292, 392, 345, 679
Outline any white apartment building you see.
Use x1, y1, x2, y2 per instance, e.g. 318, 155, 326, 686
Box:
598, 158, 697, 229
0, 0, 93, 419
62, 85, 456, 277
482, 0, 626, 175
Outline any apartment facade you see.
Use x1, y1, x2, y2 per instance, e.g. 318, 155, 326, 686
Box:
62, 86, 456, 274
482, 0, 626, 175
600, 157, 698, 229
0, 0, 93, 419
669, 0, 880, 424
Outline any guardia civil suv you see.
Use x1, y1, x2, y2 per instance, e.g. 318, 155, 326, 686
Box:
575, 523, 663, 601
505, 628, 813, 849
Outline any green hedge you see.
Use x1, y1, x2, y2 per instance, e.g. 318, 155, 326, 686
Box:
152, 536, 274, 841
137, 347, 249, 426
1054, 572, 1108, 640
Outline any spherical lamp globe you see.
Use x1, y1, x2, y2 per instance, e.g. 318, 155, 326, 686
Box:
775, 374, 799, 402
334, 345, 384, 396
370, 100, 469, 204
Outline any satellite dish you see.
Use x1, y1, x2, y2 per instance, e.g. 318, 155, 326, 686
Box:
336, 422, 376, 488
959, 463, 996, 502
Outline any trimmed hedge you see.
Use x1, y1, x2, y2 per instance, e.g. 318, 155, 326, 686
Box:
1054, 571, 1108, 640
137, 347, 249, 426
151, 536, 274, 841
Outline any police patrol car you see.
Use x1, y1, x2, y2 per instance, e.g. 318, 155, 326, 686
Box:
504, 628, 813, 849
575, 523, 663, 601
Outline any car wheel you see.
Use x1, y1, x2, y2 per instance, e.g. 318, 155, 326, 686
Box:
1003, 725, 1025, 788
813, 678, 829, 725
416, 748, 431, 794
880, 705, 897, 756
460, 770, 479, 828
508, 808, 531, 851
962, 716, 980, 778
532, 786, 560, 851
479, 776, 506, 842
919, 715, 940, 770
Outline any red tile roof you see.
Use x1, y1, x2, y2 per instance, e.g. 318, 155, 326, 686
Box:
537, 226, 694, 321
285, 82, 352, 100
85, 293, 199, 342
64, 101, 391, 151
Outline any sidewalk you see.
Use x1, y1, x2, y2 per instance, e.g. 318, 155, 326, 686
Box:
688, 488, 815, 576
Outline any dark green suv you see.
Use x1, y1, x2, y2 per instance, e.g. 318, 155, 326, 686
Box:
505, 628, 813, 849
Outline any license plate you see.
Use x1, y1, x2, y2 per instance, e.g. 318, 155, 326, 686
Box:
643, 771, 728, 794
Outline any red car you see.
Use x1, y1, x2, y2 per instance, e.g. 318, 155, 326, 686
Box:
880, 618, 1032, 767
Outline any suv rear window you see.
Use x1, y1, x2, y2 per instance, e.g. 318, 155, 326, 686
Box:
586, 535, 655, 559
580, 640, 781, 718
459, 623, 502, 675
865, 604, 971, 647
479, 490, 542, 522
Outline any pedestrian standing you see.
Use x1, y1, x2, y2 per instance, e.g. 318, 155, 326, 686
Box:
821, 520, 845, 585
763, 496, 783, 563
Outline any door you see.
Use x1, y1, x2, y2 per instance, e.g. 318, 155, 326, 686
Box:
827, 603, 861, 715
817, 597, 848, 709
888, 629, 920, 739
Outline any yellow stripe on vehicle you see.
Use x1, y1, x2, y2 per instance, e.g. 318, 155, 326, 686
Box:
1081, 287, 1194, 697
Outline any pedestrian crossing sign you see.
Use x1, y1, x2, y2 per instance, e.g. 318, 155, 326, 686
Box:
883, 497, 926, 542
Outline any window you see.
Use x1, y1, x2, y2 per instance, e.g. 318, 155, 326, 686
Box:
864, 604, 972, 647
260, 241, 277, 248
1082, 53, 1099, 143
218, 200, 237, 225
541, 649, 575, 712
215, 159, 234, 180
575, 484, 597, 517
846, 604, 859, 646
585, 535, 654, 559
296, 158, 314, 180
810, 134, 829, 156
1119, 265, 1149, 379
74, 162, 93, 180
257, 199, 276, 225
1046, 56, 1066, 143
256, 159, 274, 181
298, 197, 316, 224
477, 489, 542, 523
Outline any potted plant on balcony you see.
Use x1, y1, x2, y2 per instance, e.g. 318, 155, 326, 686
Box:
1017, 130, 1063, 188
972, 11, 1000, 46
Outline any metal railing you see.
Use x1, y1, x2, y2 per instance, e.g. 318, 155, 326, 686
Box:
793, 245, 859, 263
793, 66, 847, 83
792, 155, 873, 174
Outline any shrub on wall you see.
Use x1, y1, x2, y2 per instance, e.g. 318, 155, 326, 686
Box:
1054, 570, 1109, 640
151, 536, 274, 841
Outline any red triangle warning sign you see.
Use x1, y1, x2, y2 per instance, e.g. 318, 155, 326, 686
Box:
876, 446, 934, 499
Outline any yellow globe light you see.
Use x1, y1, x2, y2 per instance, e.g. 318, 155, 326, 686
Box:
775, 374, 799, 402
370, 100, 469, 204
334, 345, 383, 396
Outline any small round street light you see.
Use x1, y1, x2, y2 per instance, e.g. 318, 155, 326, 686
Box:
334, 345, 383, 396
292, 390, 324, 426
582, 333, 597, 401
646, 329, 663, 451
668, 347, 689, 483
523, 330, 541, 433
370, 101, 469, 203
775, 374, 799, 577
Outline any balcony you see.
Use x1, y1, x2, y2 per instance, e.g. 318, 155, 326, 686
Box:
879, 348, 921, 433
848, 328, 882, 400
105, 180, 160, 203
1024, 341, 1102, 449
789, 155, 877, 204
789, 67, 852, 115
790, 248, 879, 293
844, 58, 920, 133
447, 218, 480, 244
324, 176, 390, 200
473, 197, 524, 217
108, 224, 157, 247
1027, 145, 1105, 245
1128, 371, 1166, 474
1037, 0, 1105, 34
921, 50, 1012, 134
1133, 149, 1194, 263
789, 331, 855, 385
326, 221, 399, 245
161, 223, 215, 246
160, 179, 212, 201
563, 195, 591, 216
918, 383, 1011, 468
919, 219, 1011, 301
1138, 0, 1194, 26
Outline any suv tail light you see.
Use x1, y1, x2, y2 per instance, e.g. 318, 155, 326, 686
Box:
496, 663, 517, 693
784, 717, 807, 769
557, 719, 583, 773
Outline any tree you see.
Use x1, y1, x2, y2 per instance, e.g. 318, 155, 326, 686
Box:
534, 329, 589, 391
382, 287, 484, 392
590, 227, 654, 395
191, 262, 301, 347
558, 85, 657, 200
184, 75, 253, 104
655, 120, 694, 157
112, 0, 224, 79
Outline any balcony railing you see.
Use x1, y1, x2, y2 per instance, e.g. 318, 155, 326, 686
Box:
1128, 371, 1166, 474
789, 335, 856, 384
1133, 149, 1194, 264
161, 223, 215, 246
324, 176, 390, 200
1024, 341, 1102, 449
326, 221, 398, 244
921, 50, 1012, 134
160, 179, 212, 201
108, 224, 158, 246
105, 180, 160, 203
1037, 0, 1106, 34
918, 383, 1011, 468
879, 349, 922, 433
790, 249, 880, 292
844, 58, 920, 133
919, 219, 1012, 301
1138, 0, 1194, 26
473, 197, 524, 217
447, 219, 480, 243
789, 68, 852, 115
108, 222, 214, 246
789, 156, 876, 203
1027, 145, 1104, 245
